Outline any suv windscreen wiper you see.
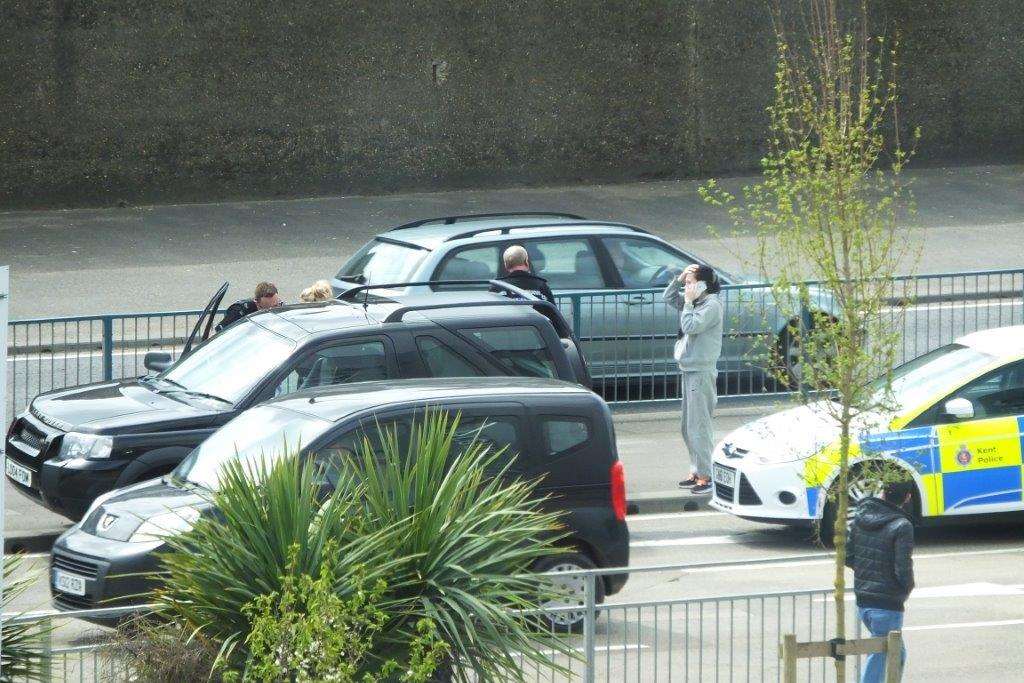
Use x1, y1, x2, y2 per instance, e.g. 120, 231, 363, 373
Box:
336, 274, 366, 284
159, 388, 232, 405
178, 390, 232, 404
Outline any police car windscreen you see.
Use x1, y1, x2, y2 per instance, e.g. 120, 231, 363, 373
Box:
873, 343, 995, 412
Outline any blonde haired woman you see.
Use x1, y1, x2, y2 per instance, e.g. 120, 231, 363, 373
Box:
299, 279, 333, 303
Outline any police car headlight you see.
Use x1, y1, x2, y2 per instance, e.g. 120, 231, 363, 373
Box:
58, 433, 113, 460
129, 508, 201, 544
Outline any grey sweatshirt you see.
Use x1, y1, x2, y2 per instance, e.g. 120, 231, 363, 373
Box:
663, 280, 724, 372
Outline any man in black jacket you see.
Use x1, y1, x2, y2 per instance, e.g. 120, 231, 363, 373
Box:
216, 282, 282, 332
496, 245, 556, 304
845, 479, 915, 682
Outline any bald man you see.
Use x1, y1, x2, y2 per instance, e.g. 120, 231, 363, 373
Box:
496, 244, 556, 304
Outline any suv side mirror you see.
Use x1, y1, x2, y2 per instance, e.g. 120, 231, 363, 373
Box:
144, 351, 173, 373
943, 397, 974, 421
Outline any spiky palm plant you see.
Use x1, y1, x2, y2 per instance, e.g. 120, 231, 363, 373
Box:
152, 409, 569, 681
152, 452, 399, 670
1, 554, 49, 683
348, 410, 571, 680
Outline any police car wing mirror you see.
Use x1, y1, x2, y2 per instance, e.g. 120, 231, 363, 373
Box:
943, 397, 974, 420
144, 351, 173, 373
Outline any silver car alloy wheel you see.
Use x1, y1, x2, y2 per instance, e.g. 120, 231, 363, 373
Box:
541, 561, 589, 628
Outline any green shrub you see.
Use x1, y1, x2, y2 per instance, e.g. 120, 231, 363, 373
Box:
236, 543, 447, 682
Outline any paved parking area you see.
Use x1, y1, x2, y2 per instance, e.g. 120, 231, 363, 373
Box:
2, 164, 1023, 319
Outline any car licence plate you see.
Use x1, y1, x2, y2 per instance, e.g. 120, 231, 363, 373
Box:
5, 459, 32, 488
712, 464, 736, 488
53, 569, 86, 596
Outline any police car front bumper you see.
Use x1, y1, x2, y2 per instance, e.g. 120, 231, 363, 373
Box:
708, 445, 820, 523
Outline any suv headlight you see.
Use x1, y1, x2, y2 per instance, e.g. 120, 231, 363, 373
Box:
58, 433, 113, 461
129, 507, 201, 544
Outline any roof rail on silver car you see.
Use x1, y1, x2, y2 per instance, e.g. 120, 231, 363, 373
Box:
388, 212, 586, 231
443, 220, 650, 242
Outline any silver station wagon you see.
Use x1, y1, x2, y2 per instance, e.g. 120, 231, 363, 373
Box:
331, 212, 837, 392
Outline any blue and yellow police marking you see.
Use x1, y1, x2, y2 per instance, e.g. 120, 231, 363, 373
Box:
800, 417, 1024, 518
935, 416, 1023, 511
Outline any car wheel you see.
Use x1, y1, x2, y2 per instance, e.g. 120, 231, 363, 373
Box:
532, 552, 604, 634
817, 467, 917, 547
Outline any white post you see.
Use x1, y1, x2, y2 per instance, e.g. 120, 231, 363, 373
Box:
0, 265, 8, 664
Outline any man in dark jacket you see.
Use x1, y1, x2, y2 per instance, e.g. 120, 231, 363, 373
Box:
845, 479, 915, 682
496, 245, 556, 304
216, 282, 282, 332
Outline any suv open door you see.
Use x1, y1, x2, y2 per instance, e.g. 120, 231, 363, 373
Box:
144, 282, 228, 373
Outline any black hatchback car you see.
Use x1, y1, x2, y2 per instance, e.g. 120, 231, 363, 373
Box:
51, 377, 629, 629
6, 284, 589, 520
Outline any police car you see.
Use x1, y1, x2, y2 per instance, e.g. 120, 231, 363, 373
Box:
709, 326, 1024, 533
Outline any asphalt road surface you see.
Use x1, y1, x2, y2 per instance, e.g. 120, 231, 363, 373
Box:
2, 164, 1023, 319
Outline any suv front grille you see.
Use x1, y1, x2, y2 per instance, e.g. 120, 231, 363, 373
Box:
19, 423, 45, 451
54, 593, 95, 611
714, 482, 735, 502
52, 553, 101, 579
738, 474, 762, 505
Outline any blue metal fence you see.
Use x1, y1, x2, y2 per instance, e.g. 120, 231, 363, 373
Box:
6, 268, 1024, 423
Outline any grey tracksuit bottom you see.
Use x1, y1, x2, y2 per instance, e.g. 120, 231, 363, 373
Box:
680, 371, 717, 478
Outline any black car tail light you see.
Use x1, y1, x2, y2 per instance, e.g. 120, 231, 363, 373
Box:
610, 461, 627, 521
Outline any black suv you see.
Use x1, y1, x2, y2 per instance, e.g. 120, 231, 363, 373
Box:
6, 283, 590, 520
51, 377, 629, 629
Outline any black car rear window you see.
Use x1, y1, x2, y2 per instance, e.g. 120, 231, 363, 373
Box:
542, 418, 591, 457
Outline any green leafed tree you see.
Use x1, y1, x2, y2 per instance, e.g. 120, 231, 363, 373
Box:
701, 0, 919, 678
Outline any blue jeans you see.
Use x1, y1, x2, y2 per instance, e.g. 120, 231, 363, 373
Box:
858, 607, 906, 682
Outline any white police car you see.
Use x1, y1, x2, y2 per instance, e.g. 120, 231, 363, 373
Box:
710, 326, 1024, 532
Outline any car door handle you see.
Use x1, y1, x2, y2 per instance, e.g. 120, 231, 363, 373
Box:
626, 295, 652, 305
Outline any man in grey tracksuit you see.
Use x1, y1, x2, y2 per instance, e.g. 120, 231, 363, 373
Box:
663, 264, 724, 494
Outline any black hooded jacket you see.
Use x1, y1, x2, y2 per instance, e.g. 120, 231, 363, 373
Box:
215, 299, 257, 332
845, 497, 915, 611
496, 271, 556, 304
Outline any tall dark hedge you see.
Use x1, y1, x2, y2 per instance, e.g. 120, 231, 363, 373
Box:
1, 1, 1021, 208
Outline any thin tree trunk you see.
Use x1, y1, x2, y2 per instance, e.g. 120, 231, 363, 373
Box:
834, 416, 850, 681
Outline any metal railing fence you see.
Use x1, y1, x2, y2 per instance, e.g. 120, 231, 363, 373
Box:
1, 562, 872, 682
561, 267, 1024, 403
5, 310, 206, 425
6, 268, 1024, 422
